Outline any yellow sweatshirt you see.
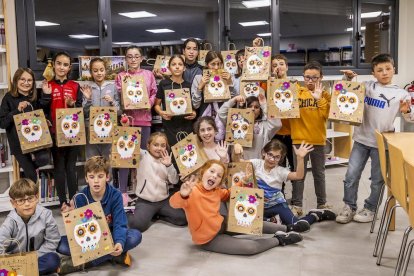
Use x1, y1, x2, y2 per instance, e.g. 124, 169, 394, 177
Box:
289, 86, 331, 145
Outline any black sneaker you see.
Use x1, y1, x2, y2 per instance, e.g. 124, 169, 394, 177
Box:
287, 219, 310, 233
308, 209, 337, 222
112, 252, 131, 267
274, 231, 303, 246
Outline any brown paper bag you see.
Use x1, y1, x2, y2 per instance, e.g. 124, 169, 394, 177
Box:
121, 75, 150, 110
172, 132, 208, 178
110, 126, 141, 168
242, 40, 271, 81
221, 43, 238, 75
227, 187, 264, 235
267, 78, 300, 119
153, 55, 172, 76
225, 108, 255, 147
203, 69, 231, 103
226, 162, 257, 188
239, 80, 266, 99
42, 59, 54, 82
13, 108, 52, 154
164, 87, 193, 116
55, 108, 86, 147
328, 81, 365, 126
89, 107, 118, 144
0, 239, 39, 276
63, 195, 114, 266
198, 43, 213, 67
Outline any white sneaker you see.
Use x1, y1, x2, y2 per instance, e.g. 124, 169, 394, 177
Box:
290, 205, 303, 217
336, 204, 356, 224
353, 208, 375, 223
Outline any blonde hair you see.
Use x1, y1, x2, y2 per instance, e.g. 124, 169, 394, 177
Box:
84, 156, 110, 175
147, 132, 169, 150
9, 178, 39, 199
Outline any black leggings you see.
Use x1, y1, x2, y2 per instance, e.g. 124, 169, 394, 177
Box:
51, 145, 79, 205
13, 151, 37, 183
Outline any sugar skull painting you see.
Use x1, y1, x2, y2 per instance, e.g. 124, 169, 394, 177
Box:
21, 118, 43, 142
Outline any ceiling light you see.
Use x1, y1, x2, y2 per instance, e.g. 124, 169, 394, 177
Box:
257, 32, 271, 37
346, 26, 366, 32
119, 11, 157, 18
242, 0, 270, 8
239, 21, 269, 27
181, 38, 202, 41
68, 34, 99, 39
35, 21, 60, 27
113, 42, 132, 45
146, 29, 175, 33
361, 11, 382, 18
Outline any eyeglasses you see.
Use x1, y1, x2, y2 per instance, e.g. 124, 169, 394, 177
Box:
13, 195, 37, 206
126, 55, 142, 60
19, 78, 34, 84
265, 152, 282, 161
303, 75, 320, 82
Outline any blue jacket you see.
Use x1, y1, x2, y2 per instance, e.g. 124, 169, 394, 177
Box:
75, 184, 127, 248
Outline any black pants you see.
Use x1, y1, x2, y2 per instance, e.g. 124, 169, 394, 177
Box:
51, 145, 79, 205
13, 151, 37, 183
273, 134, 294, 170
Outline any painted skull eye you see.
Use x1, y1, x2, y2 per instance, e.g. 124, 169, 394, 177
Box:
242, 124, 248, 131
253, 86, 258, 91
249, 60, 254, 65
210, 83, 215, 88
137, 90, 142, 95
232, 122, 239, 129
339, 96, 346, 102
349, 97, 356, 104
226, 62, 230, 67
88, 223, 97, 234
128, 90, 134, 96
247, 207, 256, 215
217, 82, 223, 87
96, 120, 103, 126
285, 92, 291, 98
189, 150, 195, 156
71, 122, 78, 129
24, 127, 31, 134
233, 176, 240, 183
104, 121, 111, 126
63, 122, 70, 130
275, 92, 281, 99
76, 226, 86, 238
181, 155, 188, 161
127, 141, 134, 148
179, 100, 185, 105
257, 61, 262, 66
237, 204, 245, 212
245, 87, 251, 92
232, 62, 236, 67
118, 141, 125, 149
172, 100, 178, 106
32, 125, 40, 131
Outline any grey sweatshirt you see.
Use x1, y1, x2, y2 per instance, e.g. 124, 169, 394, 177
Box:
83, 81, 121, 121
0, 205, 60, 256
353, 80, 412, 148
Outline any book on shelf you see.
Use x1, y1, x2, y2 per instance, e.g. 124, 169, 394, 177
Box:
39, 172, 58, 203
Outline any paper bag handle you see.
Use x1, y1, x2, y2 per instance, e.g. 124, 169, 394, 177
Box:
72, 193, 90, 209
253, 38, 265, 47
21, 102, 34, 113
1, 238, 23, 256
227, 43, 236, 51
146, 58, 156, 66
176, 131, 188, 142
171, 81, 183, 90
204, 43, 213, 50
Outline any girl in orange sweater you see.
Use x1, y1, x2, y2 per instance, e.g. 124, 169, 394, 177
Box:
169, 160, 303, 255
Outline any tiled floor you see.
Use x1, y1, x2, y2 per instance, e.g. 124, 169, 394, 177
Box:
1, 162, 413, 275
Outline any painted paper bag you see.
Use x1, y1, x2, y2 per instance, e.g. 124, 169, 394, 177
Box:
203, 69, 231, 103
225, 108, 255, 147
172, 132, 208, 178
121, 75, 150, 110
267, 78, 300, 119
13, 109, 52, 154
154, 55, 172, 76
56, 108, 86, 147
63, 200, 114, 266
164, 88, 193, 116
110, 126, 141, 168
198, 43, 213, 67
328, 81, 365, 126
227, 187, 264, 235
89, 106, 118, 144
242, 46, 271, 81
221, 44, 238, 76
226, 162, 258, 188
0, 239, 39, 276
240, 80, 266, 99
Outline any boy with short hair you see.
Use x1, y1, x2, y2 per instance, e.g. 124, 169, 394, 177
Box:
59, 156, 142, 272
336, 53, 413, 224
0, 178, 61, 275
289, 61, 332, 215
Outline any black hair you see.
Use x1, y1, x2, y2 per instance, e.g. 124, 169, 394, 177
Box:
303, 61, 323, 76
371, 53, 394, 71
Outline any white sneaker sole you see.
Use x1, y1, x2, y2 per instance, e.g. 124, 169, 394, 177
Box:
335, 214, 355, 224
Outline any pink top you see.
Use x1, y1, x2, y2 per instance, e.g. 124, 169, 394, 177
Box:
115, 69, 157, 126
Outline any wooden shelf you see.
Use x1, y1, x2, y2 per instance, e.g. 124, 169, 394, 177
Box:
21, 161, 86, 171
0, 83, 8, 89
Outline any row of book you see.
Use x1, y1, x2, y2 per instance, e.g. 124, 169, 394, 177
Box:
39, 172, 58, 203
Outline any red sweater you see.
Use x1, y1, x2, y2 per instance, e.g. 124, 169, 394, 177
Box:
169, 183, 230, 245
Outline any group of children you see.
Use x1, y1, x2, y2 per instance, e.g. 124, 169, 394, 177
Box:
0, 36, 413, 274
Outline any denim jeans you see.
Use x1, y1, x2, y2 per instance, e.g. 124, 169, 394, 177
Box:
264, 202, 317, 225
343, 141, 384, 211
38, 252, 61, 275
57, 229, 142, 266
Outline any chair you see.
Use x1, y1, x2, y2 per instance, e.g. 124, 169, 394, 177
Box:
400, 161, 414, 275
376, 143, 408, 266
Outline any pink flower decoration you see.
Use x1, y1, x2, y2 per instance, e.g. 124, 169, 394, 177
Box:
213, 76, 220, 82
161, 68, 167, 73
335, 83, 343, 91
231, 114, 239, 121
248, 195, 257, 204
131, 134, 137, 142
262, 51, 270, 57
104, 113, 110, 120
84, 209, 93, 219
72, 114, 79, 121
22, 119, 29, 125
186, 144, 193, 151
168, 93, 175, 99
226, 54, 232, 60
283, 82, 290, 89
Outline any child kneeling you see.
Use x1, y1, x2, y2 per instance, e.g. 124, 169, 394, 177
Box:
0, 179, 61, 275
59, 156, 142, 273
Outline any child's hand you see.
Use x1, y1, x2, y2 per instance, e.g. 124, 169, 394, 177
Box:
215, 140, 229, 161
400, 99, 412, 114
110, 243, 123, 257
241, 164, 253, 185
221, 71, 231, 81
258, 93, 266, 105
233, 143, 244, 155
153, 68, 165, 79
180, 174, 197, 198
60, 200, 74, 213
160, 149, 173, 167
234, 95, 246, 105
293, 141, 314, 159
64, 95, 75, 107
184, 110, 197, 120
42, 80, 52, 94
252, 37, 262, 47
17, 101, 30, 112
80, 85, 92, 100
340, 70, 357, 80
159, 111, 172, 121
311, 81, 323, 100
199, 74, 210, 90
102, 95, 113, 104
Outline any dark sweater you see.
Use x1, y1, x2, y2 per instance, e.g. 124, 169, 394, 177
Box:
183, 62, 203, 85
